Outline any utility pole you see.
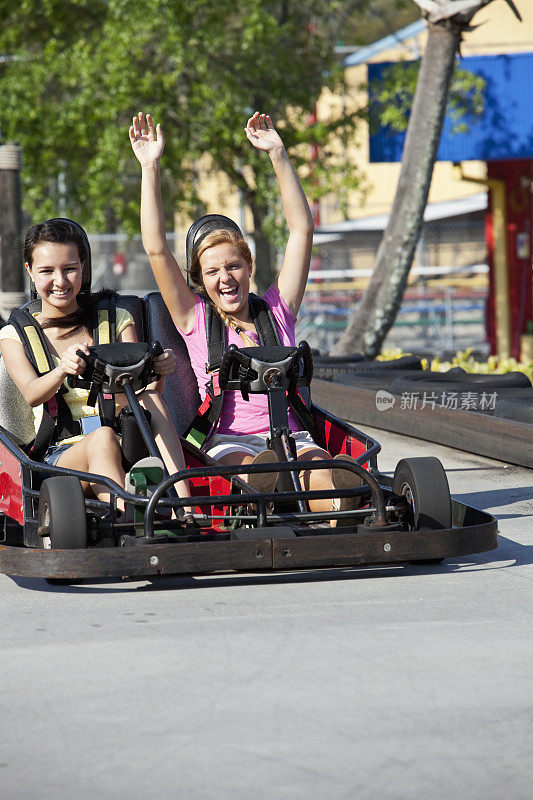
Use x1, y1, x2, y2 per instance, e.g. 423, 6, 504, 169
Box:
0, 141, 25, 320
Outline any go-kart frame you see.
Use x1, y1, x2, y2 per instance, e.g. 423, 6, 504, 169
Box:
0, 398, 498, 581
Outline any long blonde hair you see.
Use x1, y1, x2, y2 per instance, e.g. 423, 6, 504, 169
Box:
191, 229, 257, 346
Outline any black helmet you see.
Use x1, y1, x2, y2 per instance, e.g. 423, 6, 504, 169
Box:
185, 214, 243, 273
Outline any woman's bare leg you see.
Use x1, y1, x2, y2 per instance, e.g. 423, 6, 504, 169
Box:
296, 446, 334, 514
216, 447, 333, 503
217, 450, 259, 485
138, 390, 191, 502
213, 444, 357, 525
56, 426, 125, 508
217, 451, 255, 468
216, 450, 281, 493
298, 447, 364, 526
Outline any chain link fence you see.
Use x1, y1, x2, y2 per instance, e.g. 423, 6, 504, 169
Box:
88, 232, 187, 295
296, 214, 488, 358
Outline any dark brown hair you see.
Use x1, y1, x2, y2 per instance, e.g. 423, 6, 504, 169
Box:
25, 219, 110, 338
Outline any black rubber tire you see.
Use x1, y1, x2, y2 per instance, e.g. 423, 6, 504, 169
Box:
334, 369, 430, 392
314, 356, 423, 383
313, 353, 366, 365
393, 457, 452, 565
326, 355, 422, 373
390, 370, 531, 393
39, 476, 88, 550
393, 457, 452, 531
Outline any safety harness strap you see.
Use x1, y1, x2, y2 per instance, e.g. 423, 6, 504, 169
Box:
185, 294, 285, 449
93, 293, 117, 345
249, 294, 281, 349
185, 303, 227, 448
8, 306, 72, 460
7, 296, 117, 459
93, 295, 117, 427
9, 305, 56, 375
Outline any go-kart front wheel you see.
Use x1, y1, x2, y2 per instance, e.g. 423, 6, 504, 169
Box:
393, 457, 452, 530
393, 457, 452, 564
38, 476, 88, 550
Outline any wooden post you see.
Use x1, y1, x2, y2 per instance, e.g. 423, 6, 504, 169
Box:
0, 142, 25, 320
488, 178, 511, 360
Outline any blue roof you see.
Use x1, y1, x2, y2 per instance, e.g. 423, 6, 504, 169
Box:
344, 20, 426, 67
369, 52, 533, 162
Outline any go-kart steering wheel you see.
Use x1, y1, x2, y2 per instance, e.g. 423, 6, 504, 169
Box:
68, 340, 164, 394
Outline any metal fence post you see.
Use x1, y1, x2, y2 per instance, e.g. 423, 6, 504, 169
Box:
0, 142, 25, 320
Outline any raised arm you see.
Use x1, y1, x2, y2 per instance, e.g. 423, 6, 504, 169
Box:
245, 113, 314, 318
130, 113, 196, 332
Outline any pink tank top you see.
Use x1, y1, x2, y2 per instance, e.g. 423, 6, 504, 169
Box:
176, 285, 302, 435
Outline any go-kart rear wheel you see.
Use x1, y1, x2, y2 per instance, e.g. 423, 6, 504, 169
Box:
393, 457, 452, 564
39, 476, 88, 551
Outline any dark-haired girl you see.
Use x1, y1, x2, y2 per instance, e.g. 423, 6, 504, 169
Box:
0, 219, 191, 509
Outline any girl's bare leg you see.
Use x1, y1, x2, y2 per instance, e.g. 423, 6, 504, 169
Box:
217, 451, 255, 468
296, 446, 334, 514
217, 447, 334, 504
138, 390, 192, 504
56, 426, 125, 509
216, 450, 257, 486
216, 449, 279, 499
298, 447, 364, 526
215, 445, 356, 525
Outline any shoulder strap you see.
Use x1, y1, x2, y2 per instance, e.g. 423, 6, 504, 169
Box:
185, 294, 282, 449
92, 294, 117, 425
205, 300, 226, 372
7, 305, 74, 460
248, 293, 281, 347
185, 302, 226, 448
8, 306, 56, 375
93, 292, 117, 345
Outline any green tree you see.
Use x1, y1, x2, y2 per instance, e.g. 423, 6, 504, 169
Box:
0, 0, 370, 290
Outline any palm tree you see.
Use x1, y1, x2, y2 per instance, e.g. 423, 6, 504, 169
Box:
333, 0, 522, 358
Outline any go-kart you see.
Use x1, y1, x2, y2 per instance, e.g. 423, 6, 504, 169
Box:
0, 293, 497, 582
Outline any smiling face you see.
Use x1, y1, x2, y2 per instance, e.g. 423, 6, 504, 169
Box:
27, 242, 83, 316
199, 243, 253, 319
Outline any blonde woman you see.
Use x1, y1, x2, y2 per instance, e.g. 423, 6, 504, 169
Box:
130, 111, 359, 514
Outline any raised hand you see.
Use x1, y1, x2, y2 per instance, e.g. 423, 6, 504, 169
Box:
244, 112, 285, 153
129, 112, 165, 167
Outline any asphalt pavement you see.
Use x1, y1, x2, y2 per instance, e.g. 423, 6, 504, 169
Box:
0, 427, 531, 800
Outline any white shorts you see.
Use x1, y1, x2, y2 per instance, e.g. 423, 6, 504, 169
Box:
206, 430, 319, 461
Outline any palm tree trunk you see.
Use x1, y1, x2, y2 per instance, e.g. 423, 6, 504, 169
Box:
333, 20, 462, 357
